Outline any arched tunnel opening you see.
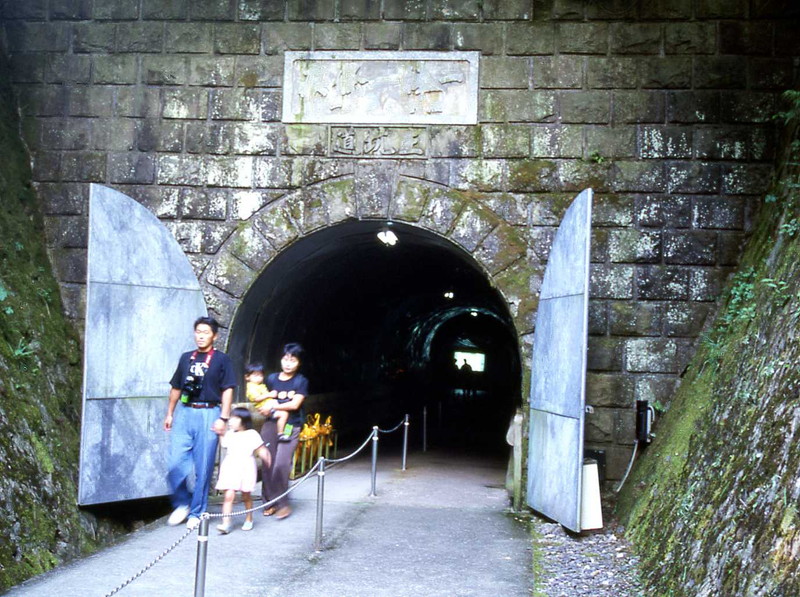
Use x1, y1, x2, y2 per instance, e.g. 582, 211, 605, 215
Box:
228, 220, 522, 456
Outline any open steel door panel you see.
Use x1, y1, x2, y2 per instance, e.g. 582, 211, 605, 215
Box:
79, 184, 206, 505
526, 189, 592, 532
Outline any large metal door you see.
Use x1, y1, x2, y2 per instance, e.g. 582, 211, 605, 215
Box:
526, 188, 592, 532
79, 184, 207, 505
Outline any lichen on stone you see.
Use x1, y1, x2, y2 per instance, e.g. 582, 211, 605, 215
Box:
616, 120, 800, 596
0, 60, 124, 592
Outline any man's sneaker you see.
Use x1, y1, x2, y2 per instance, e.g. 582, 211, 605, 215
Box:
167, 505, 189, 526
241, 520, 254, 531
186, 517, 201, 530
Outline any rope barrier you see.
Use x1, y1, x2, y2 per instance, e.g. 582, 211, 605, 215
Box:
322, 427, 376, 467
203, 459, 323, 520
377, 416, 406, 434
100, 414, 410, 596
97, 460, 325, 597
101, 526, 195, 597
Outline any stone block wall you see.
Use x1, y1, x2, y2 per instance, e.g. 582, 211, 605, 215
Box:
1, 0, 798, 479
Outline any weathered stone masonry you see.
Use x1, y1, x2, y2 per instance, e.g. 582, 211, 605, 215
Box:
1, 0, 798, 479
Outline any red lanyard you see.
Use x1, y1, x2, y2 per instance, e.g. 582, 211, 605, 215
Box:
190, 348, 214, 368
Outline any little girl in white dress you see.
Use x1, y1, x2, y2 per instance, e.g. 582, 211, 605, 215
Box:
215, 407, 271, 533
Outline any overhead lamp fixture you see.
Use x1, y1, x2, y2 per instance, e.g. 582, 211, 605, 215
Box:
470, 310, 479, 317
377, 222, 398, 246
443, 291, 455, 299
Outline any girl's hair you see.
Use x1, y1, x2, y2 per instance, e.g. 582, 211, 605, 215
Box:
231, 406, 253, 430
245, 362, 265, 375
282, 342, 305, 361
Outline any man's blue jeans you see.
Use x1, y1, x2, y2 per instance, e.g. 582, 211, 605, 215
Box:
167, 404, 219, 519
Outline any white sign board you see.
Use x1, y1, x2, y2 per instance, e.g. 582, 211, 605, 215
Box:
282, 51, 480, 125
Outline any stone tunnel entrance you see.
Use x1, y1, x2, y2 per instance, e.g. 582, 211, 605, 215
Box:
227, 219, 522, 455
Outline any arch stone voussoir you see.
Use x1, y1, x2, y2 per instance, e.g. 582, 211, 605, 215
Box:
204, 252, 256, 299
391, 178, 432, 222
205, 285, 241, 337
354, 162, 396, 219
228, 221, 276, 271
449, 203, 497, 253
284, 187, 329, 234
492, 258, 539, 333
419, 187, 465, 234
473, 224, 529, 276
324, 178, 357, 224
252, 201, 300, 250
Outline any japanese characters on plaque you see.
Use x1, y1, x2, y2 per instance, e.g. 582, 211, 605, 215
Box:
330, 127, 428, 158
282, 51, 480, 126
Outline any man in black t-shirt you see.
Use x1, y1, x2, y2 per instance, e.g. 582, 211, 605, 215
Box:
163, 316, 237, 529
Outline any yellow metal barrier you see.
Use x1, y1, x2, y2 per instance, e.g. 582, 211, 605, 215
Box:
291, 414, 337, 479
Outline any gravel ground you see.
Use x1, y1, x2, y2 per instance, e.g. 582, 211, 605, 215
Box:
532, 517, 644, 597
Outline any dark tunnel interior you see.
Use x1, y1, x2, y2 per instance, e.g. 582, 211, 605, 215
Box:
228, 220, 522, 455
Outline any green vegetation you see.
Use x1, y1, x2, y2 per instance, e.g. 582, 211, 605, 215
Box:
529, 520, 548, 597
588, 149, 606, 164
617, 93, 800, 595
774, 90, 800, 125
0, 57, 96, 591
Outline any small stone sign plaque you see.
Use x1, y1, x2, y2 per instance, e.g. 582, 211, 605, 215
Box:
283, 51, 479, 125
330, 126, 428, 158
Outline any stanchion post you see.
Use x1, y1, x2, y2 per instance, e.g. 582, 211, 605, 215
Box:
314, 457, 326, 552
402, 414, 409, 471
370, 426, 378, 497
422, 406, 428, 452
193, 517, 209, 597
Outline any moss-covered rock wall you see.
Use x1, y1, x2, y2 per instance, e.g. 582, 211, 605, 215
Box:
617, 97, 800, 595
0, 58, 123, 591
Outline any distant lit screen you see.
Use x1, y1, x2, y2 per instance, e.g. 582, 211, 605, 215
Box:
454, 351, 485, 373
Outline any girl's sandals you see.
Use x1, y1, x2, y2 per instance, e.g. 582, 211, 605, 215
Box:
263, 506, 277, 517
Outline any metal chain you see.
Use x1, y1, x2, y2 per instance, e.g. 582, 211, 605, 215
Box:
378, 416, 405, 434
99, 463, 324, 594
204, 460, 322, 519
100, 417, 398, 594
324, 429, 375, 467
102, 526, 194, 597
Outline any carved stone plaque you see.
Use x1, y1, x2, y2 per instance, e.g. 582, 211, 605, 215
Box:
330, 126, 428, 158
282, 51, 480, 125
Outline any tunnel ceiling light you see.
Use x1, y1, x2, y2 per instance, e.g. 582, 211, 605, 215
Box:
444, 291, 454, 299
470, 311, 478, 317
377, 225, 398, 246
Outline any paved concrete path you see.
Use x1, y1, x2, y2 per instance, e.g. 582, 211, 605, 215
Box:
5, 450, 533, 597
